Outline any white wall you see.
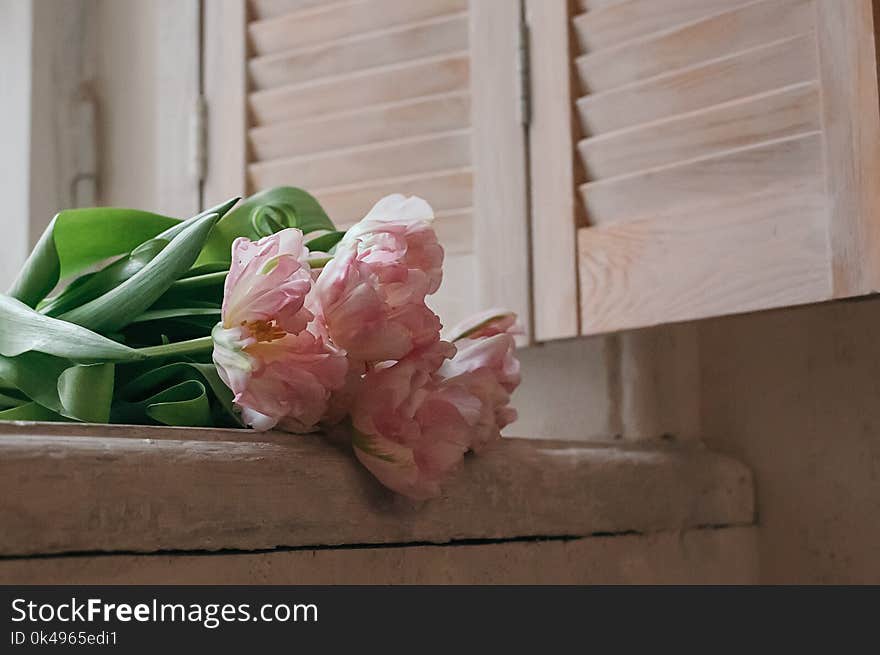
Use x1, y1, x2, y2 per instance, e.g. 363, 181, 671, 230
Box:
510, 336, 615, 441
700, 298, 880, 583
512, 296, 880, 582
510, 324, 700, 444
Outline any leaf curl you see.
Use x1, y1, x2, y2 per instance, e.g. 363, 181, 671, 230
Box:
196, 187, 334, 266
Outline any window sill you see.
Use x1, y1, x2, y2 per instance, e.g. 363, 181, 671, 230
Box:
0, 421, 753, 558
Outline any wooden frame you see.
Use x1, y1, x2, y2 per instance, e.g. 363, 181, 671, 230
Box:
469, 0, 532, 341
818, 0, 880, 297
203, 0, 248, 207
1, 0, 98, 290
157, 0, 202, 217
525, 0, 581, 341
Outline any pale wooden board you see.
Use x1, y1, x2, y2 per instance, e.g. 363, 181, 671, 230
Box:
4, 0, 100, 289
248, 129, 471, 190
575, 0, 814, 93
427, 251, 478, 330
249, 0, 467, 56
431, 208, 473, 256
314, 168, 473, 223
468, 0, 531, 342
578, 187, 832, 333
155, 0, 201, 218
1, 0, 32, 291
576, 33, 817, 135
573, 0, 748, 54
580, 131, 823, 225
0, 527, 758, 584
0, 422, 753, 556
576, 0, 629, 10
816, 0, 880, 297
249, 13, 468, 91
203, 0, 248, 205
248, 0, 325, 20
526, 0, 581, 341
313, 168, 473, 223
433, 208, 473, 255
249, 52, 470, 126
578, 82, 820, 180
249, 91, 471, 162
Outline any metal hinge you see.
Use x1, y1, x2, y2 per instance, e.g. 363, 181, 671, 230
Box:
190, 94, 208, 183
518, 18, 531, 127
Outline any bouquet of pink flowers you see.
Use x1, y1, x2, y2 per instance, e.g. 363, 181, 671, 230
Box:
0, 188, 521, 498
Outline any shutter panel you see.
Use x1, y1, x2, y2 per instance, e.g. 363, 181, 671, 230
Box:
205, 0, 529, 335
529, 0, 880, 336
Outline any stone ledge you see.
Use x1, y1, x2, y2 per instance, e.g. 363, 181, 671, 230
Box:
0, 527, 759, 584
0, 422, 754, 557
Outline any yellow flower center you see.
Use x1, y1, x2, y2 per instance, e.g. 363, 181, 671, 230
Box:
243, 319, 286, 343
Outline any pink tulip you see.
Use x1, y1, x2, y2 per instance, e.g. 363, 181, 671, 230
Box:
436, 333, 521, 450
350, 341, 473, 499
313, 194, 444, 363
213, 228, 347, 432
222, 228, 314, 335
438, 310, 521, 447
443, 309, 523, 342
350, 321, 521, 499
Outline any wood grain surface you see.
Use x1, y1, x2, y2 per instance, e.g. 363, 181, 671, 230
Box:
0, 422, 753, 557
0, 526, 758, 584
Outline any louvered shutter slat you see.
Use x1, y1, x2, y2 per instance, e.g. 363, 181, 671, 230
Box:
530, 0, 880, 338
206, 0, 530, 334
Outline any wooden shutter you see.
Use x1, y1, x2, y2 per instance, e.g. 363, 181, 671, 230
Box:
204, 0, 530, 334
529, 0, 880, 337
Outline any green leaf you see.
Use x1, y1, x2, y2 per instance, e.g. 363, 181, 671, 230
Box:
152, 271, 227, 309
181, 262, 230, 278
155, 197, 239, 242
0, 294, 143, 362
57, 212, 221, 333
196, 187, 335, 265
26, 199, 239, 315
129, 307, 221, 324
137, 336, 215, 360
145, 383, 212, 426
39, 239, 168, 317
0, 352, 114, 422
57, 363, 115, 423
122, 314, 219, 348
8, 208, 179, 307
306, 230, 346, 253
0, 390, 28, 410
167, 271, 228, 292
0, 402, 66, 422
112, 361, 241, 427
53, 209, 181, 278
0, 352, 71, 412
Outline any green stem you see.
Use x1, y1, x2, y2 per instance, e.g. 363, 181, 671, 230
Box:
138, 335, 214, 359
169, 271, 228, 291
308, 256, 333, 269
